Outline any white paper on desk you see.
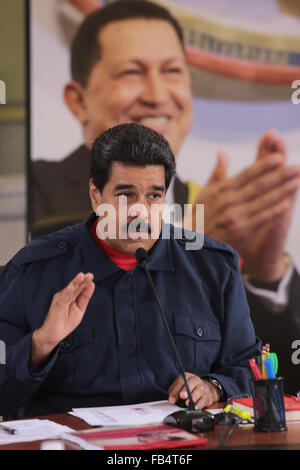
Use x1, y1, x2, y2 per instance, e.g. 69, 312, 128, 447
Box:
69, 400, 182, 426
60, 433, 102, 450
0, 419, 74, 445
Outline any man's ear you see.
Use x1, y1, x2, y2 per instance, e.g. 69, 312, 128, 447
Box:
89, 179, 102, 213
64, 80, 88, 125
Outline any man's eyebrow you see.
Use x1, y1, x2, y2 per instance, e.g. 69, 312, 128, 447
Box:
114, 57, 185, 68
114, 184, 165, 192
151, 185, 165, 192
114, 184, 136, 191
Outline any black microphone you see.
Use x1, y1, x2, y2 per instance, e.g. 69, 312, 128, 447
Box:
135, 247, 196, 410
135, 247, 216, 433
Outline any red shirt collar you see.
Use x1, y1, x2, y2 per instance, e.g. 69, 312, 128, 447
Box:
89, 218, 138, 271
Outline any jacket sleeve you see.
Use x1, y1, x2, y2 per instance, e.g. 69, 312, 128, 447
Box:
0, 262, 59, 416
205, 252, 261, 400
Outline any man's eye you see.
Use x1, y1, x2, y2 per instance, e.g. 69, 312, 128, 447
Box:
166, 68, 182, 74
118, 193, 132, 199
121, 70, 140, 76
149, 193, 162, 200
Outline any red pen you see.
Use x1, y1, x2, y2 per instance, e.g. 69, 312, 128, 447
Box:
249, 358, 263, 380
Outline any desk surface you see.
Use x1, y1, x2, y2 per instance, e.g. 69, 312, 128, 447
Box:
1, 412, 300, 450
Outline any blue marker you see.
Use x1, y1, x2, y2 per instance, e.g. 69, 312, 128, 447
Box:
263, 357, 276, 379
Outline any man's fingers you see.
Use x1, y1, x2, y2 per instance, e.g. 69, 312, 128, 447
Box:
239, 165, 300, 204
221, 173, 299, 228
56, 273, 94, 304
67, 281, 95, 327
275, 138, 286, 159
180, 378, 206, 408
168, 375, 184, 404
206, 151, 229, 185
256, 129, 286, 160
194, 394, 211, 410
256, 129, 276, 158
168, 375, 220, 410
76, 282, 95, 312
243, 176, 300, 218
179, 375, 201, 399
168, 374, 193, 404
168, 374, 203, 405
216, 197, 292, 245
203, 160, 300, 223
226, 153, 284, 192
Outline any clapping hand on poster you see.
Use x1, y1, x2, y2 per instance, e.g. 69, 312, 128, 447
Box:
193, 130, 300, 282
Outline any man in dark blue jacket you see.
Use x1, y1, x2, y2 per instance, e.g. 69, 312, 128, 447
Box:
0, 124, 260, 418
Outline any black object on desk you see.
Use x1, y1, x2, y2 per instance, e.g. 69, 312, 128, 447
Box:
163, 409, 215, 433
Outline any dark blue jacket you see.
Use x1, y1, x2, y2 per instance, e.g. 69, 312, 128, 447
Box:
0, 214, 260, 418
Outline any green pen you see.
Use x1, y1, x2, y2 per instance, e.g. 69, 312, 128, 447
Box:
268, 352, 278, 375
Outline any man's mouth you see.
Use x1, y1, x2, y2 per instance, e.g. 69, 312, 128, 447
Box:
133, 116, 170, 133
128, 231, 148, 240
126, 220, 152, 240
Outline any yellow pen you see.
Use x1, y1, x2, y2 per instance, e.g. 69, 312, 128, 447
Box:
261, 345, 268, 379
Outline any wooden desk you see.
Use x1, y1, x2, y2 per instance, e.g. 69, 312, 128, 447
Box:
1, 413, 300, 450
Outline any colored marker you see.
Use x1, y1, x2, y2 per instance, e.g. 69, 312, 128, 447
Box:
249, 358, 263, 380
261, 346, 268, 379
268, 352, 278, 375
263, 357, 276, 379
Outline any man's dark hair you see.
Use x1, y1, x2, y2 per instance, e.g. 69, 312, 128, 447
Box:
91, 123, 176, 193
71, 0, 184, 87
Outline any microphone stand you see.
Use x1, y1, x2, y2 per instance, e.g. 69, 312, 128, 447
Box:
136, 247, 216, 433
138, 255, 196, 411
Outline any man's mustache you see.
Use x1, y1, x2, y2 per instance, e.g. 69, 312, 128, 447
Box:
120, 218, 152, 234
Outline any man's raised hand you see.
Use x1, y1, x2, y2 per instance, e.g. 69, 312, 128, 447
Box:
30, 273, 95, 371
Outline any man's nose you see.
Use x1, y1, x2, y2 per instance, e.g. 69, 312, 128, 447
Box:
140, 71, 169, 106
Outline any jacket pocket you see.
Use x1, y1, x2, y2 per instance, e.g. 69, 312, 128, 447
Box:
59, 325, 94, 353
46, 325, 94, 388
173, 315, 221, 375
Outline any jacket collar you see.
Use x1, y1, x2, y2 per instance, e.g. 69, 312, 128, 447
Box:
79, 213, 174, 282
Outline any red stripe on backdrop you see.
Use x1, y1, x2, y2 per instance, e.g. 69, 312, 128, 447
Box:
186, 46, 300, 85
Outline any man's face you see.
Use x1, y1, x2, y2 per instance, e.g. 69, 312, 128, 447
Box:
72, 18, 193, 155
89, 162, 166, 254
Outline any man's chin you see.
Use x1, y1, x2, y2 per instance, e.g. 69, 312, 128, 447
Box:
119, 238, 156, 255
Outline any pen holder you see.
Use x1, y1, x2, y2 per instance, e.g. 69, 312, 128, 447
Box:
250, 377, 287, 432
